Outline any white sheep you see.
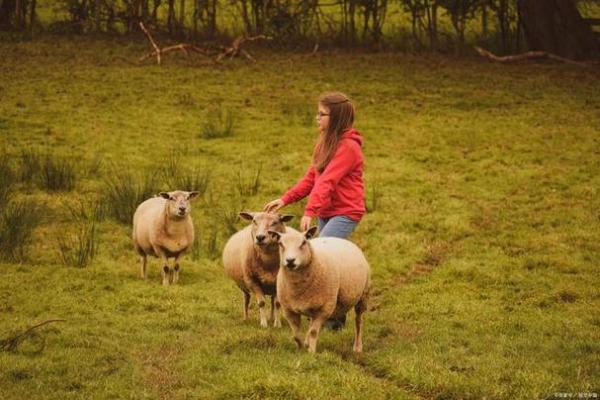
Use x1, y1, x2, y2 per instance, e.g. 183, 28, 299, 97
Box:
222, 212, 293, 327
268, 226, 370, 353
132, 190, 199, 285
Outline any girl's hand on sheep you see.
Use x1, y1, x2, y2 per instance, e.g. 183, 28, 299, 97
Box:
264, 198, 285, 213
300, 216, 313, 231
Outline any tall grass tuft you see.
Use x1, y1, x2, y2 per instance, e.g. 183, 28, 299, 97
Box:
19, 149, 41, 184
102, 169, 162, 224
0, 199, 42, 263
87, 153, 103, 177
190, 233, 202, 261
174, 169, 210, 194
201, 108, 235, 139
366, 180, 382, 213
219, 206, 240, 237
204, 226, 219, 259
57, 200, 101, 268
161, 151, 210, 194
39, 154, 77, 191
236, 166, 261, 197
0, 152, 16, 204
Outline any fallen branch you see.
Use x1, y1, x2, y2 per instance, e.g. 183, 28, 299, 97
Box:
138, 22, 212, 65
0, 319, 65, 352
216, 35, 272, 63
139, 22, 162, 65
474, 46, 598, 67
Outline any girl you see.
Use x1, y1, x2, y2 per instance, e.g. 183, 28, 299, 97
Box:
264, 91, 365, 240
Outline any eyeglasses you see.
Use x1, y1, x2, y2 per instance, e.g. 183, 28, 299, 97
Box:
316, 112, 330, 119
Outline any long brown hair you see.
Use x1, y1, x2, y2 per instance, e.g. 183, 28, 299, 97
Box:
313, 92, 355, 172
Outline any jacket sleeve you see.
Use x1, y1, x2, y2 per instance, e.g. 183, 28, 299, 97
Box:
304, 141, 359, 217
281, 165, 316, 205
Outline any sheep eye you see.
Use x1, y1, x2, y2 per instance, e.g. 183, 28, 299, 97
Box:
300, 240, 307, 247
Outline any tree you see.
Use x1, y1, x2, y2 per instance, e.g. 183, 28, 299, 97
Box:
438, 0, 480, 50
517, 0, 599, 59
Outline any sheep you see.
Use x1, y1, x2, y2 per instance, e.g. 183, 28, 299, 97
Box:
132, 190, 199, 285
268, 226, 370, 353
222, 212, 294, 328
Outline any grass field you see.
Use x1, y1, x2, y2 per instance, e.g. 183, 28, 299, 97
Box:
0, 36, 599, 399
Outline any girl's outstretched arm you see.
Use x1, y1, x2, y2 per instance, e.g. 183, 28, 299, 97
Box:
280, 166, 316, 205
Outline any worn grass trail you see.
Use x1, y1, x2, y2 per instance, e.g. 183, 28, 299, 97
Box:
0, 36, 599, 399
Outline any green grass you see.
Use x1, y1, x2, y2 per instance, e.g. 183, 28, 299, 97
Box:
0, 36, 599, 399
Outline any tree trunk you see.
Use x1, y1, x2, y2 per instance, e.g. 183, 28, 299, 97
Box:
481, 3, 487, 37
0, 0, 16, 30
517, 0, 599, 60
168, 0, 175, 34
179, 0, 185, 35
240, 0, 251, 34
349, 0, 356, 44
209, 0, 217, 37
14, 0, 23, 29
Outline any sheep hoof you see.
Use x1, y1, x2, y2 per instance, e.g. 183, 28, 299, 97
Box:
260, 320, 268, 328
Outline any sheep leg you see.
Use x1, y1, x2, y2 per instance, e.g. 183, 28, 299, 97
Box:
272, 296, 282, 328
243, 291, 250, 320
257, 292, 269, 328
353, 299, 367, 353
305, 315, 327, 353
172, 253, 183, 284
283, 309, 303, 348
245, 278, 268, 327
155, 248, 171, 286
139, 255, 147, 280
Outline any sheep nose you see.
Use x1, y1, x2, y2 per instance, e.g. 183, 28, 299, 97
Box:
256, 235, 266, 243
285, 258, 295, 267
179, 207, 186, 213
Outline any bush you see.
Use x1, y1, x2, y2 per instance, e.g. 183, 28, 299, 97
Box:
161, 152, 210, 194
39, 154, 77, 191
236, 165, 261, 197
0, 199, 42, 263
102, 169, 162, 224
201, 108, 235, 139
0, 152, 16, 204
57, 213, 98, 268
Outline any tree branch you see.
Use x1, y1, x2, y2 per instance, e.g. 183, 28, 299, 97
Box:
474, 46, 598, 67
0, 319, 66, 352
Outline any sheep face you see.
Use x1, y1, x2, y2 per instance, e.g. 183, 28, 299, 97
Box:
239, 212, 293, 248
159, 190, 200, 218
268, 227, 318, 270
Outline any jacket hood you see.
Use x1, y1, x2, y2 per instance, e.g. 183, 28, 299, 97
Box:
342, 128, 363, 147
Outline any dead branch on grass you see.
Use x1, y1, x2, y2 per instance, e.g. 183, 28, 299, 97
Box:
0, 319, 65, 352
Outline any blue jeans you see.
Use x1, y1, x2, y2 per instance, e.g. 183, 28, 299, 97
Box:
317, 216, 358, 239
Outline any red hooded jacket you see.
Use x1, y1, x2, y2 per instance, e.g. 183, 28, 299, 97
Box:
281, 129, 365, 222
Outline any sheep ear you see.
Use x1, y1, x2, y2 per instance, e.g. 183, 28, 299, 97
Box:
304, 226, 318, 239
267, 230, 281, 242
279, 214, 294, 223
188, 191, 200, 200
239, 212, 254, 221
159, 192, 171, 200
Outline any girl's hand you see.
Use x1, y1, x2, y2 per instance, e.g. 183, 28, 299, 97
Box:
300, 216, 312, 232
264, 198, 285, 213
